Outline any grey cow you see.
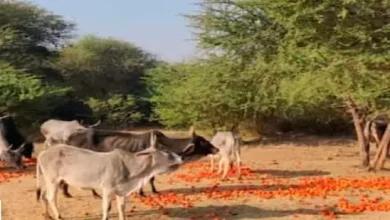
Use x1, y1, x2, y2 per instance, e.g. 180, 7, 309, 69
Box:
40, 119, 101, 149
209, 131, 242, 180
36, 132, 183, 220
60, 126, 219, 198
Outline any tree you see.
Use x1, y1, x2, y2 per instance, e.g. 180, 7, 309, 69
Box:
58, 35, 158, 125
87, 94, 143, 127
0, 0, 75, 80
264, 0, 390, 167
151, 0, 390, 169
57, 35, 157, 98
0, 62, 70, 128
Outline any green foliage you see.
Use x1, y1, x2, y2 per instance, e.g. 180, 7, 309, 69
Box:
0, 0, 75, 78
2, 0, 390, 135
87, 94, 143, 127
146, 0, 390, 134
57, 35, 157, 98
57, 35, 158, 124
0, 62, 70, 126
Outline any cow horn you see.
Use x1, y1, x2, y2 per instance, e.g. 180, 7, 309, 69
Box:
14, 143, 26, 153
189, 126, 196, 136
88, 119, 101, 128
182, 143, 195, 155
6, 144, 13, 151
135, 134, 157, 157
150, 132, 157, 149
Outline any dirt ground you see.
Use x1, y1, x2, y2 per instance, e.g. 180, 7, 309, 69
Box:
2, 132, 390, 220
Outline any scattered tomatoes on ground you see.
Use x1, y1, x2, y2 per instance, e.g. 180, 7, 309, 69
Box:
0, 158, 36, 183
3, 158, 390, 218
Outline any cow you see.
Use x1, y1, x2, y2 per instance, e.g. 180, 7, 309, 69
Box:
36, 132, 183, 220
209, 131, 242, 180
59, 127, 219, 198
364, 115, 389, 149
40, 119, 101, 149
0, 141, 25, 170
0, 115, 34, 159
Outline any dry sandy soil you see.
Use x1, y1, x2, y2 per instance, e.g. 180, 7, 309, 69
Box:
2, 131, 390, 220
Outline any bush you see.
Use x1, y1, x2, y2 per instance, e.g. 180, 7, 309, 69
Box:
87, 94, 143, 127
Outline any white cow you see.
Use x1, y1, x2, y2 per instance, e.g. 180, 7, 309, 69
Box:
36, 133, 183, 220
209, 131, 242, 180
40, 119, 100, 149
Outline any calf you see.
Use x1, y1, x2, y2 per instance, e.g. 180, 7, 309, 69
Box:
0, 115, 34, 158
60, 127, 219, 198
209, 131, 242, 180
36, 133, 183, 220
40, 119, 101, 148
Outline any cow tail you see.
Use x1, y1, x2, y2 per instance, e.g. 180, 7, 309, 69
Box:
36, 161, 42, 202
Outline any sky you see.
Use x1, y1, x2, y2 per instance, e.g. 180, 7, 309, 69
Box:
30, 0, 199, 62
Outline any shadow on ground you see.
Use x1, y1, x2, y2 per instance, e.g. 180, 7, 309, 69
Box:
65, 204, 330, 219
243, 135, 355, 148
259, 169, 330, 178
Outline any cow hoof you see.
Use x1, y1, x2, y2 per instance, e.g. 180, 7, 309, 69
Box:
92, 190, 102, 199
139, 192, 146, 197
63, 193, 73, 198
93, 194, 102, 199
43, 213, 53, 220
152, 190, 160, 195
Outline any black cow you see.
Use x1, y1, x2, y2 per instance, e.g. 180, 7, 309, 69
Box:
0, 115, 34, 158
60, 127, 219, 198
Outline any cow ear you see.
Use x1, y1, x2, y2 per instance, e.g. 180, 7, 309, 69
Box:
182, 143, 195, 155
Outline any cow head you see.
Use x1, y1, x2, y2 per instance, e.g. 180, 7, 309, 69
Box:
0, 145, 25, 170
136, 133, 183, 174
180, 127, 219, 159
20, 142, 34, 158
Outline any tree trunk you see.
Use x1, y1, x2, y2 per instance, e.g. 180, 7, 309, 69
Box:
345, 100, 369, 167
371, 124, 390, 170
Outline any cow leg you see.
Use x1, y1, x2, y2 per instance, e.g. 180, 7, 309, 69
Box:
235, 149, 242, 179
92, 189, 102, 199
116, 195, 126, 220
220, 156, 230, 181
137, 178, 158, 197
101, 190, 112, 220
138, 187, 145, 197
42, 190, 52, 220
59, 182, 73, 198
46, 183, 62, 220
209, 155, 215, 172
150, 176, 159, 194
217, 156, 224, 175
